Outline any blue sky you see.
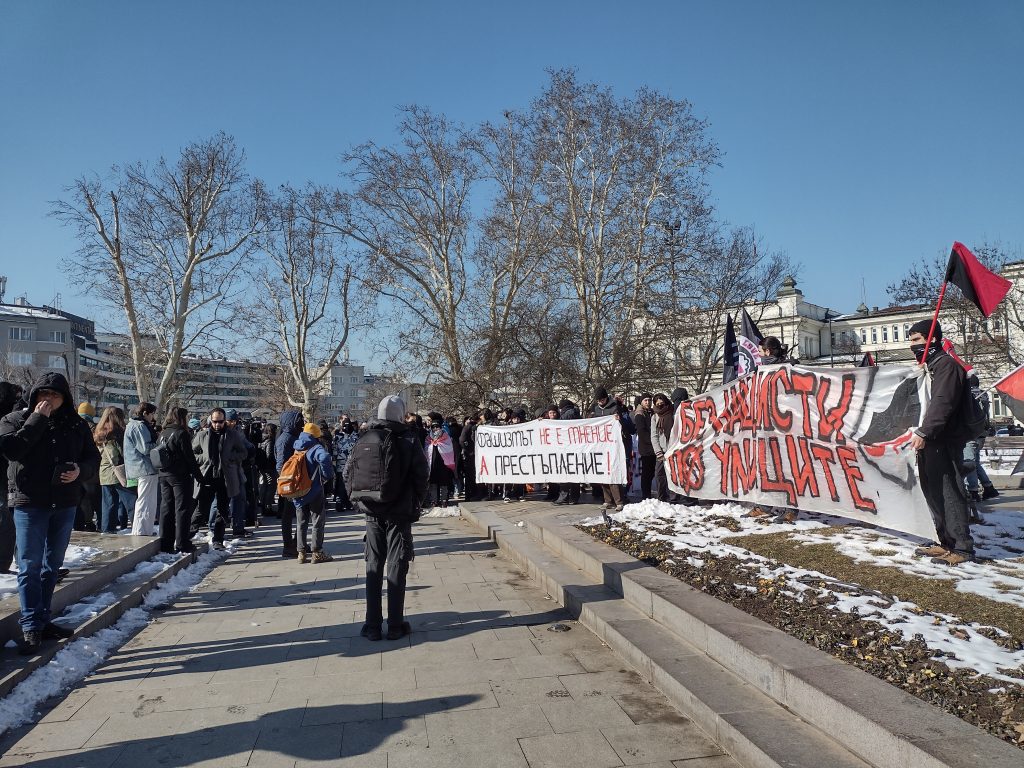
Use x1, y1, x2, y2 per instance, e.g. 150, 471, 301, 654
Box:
1, 1, 1022, 359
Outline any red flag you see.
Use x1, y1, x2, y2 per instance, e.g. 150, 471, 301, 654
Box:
941, 338, 974, 373
995, 364, 1024, 424
945, 242, 1011, 317
857, 352, 875, 367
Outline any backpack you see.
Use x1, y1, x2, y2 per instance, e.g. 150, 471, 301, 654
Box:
277, 449, 313, 499
960, 381, 989, 440
347, 429, 394, 503
149, 434, 175, 471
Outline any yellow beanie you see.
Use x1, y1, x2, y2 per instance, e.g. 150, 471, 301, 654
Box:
303, 422, 322, 439
77, 402, 96, 417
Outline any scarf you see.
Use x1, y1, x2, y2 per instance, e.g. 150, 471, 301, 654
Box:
425, 428, 456, 473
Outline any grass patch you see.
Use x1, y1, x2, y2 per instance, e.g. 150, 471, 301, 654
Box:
728, 532, 1024, 643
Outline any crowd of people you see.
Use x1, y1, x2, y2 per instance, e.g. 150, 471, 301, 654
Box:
0, 327, 1007, 654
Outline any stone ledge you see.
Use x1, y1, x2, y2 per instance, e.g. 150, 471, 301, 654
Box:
460, 502, 1022, 768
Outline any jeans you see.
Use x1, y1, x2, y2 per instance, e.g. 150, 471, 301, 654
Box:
159, 475, 195, 553
296, 491, 326, 552
963, 438, 993, 492
101, 484, 137, 533
364, 516, 413, 629
14, 506, 76, 632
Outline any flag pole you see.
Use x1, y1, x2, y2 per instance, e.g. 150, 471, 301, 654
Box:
921, 281, 948, 365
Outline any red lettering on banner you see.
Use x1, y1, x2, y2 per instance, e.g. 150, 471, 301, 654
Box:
710, 443, 730, 494
809, 444, 840, 501
730, 439, 758, 496
787, 372, 816, 438
758, 436, 797, 506
785, 435, 819, 499
479, 455, 489, 477
816, 375, 854, 445
668, 444, 705, 493
836, 445, 876, 513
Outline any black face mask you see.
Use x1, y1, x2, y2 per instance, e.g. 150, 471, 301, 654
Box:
911, 342, 938, 363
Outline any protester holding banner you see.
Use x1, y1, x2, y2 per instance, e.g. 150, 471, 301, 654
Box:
651, 393, 675, 503
424, 412, 456, 508
633, 394, 656, 500
590, 386, 625, 518
907, 321, 976, 566
541, 405, 562, 501
554, 399, 582, 505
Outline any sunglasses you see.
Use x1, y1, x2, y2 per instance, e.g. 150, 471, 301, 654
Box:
211, 419, 226, 424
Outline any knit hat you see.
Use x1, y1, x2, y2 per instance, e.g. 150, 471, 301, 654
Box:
593, 385, 609, 402
77, 402, 96, 417
304, 422, 322, 439
225, 408, 239, 421
187, 417, 201, 429
377, 395, 406, 422
908, 319, 941, 342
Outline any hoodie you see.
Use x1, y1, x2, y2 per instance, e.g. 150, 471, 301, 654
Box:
275, 410, 304, 473
292, 431, 334, 505
0, 372, 100, 510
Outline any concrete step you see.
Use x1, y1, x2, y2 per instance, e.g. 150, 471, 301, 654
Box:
460, 501, 1022, 768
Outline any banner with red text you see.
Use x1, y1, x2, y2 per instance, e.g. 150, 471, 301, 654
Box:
475, 416, 627, 485
664, 364, 937, 540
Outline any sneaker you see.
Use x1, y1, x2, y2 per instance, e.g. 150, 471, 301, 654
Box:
55, 568, 70, 584
914, 544, 948, 558
211, 541, 225, 551
968, 489, 983, 502
42, 622, 74, 640
931, 551, 974, 567
297, 550, 308, 564
282, 545, 298, 558
745, 506, 771, 518
17, 630, 41, 656
231, 529, 252, 539
385, 621, 411, 641
614, 505, 625, 513
311, 550, 333, 564
600, 503, 612, 511
360, 623, 383, 641
982, 485, 1000, 500
503, 496, 512, 504
774, 510, 798, 524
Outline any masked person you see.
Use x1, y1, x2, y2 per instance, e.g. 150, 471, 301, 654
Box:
423, 412, 456, 508
907, 320, 976, 566
0, 373, 100, 654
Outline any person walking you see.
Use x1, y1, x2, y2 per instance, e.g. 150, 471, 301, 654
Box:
191, 408, 247, 551
0, 372, 100, 654
291, 423, 335, 564
156, 407, 203, 554
345, 395, 428, 642
124, 402, 159, 535
94, 407, 137, 533
275, 410, 304, 558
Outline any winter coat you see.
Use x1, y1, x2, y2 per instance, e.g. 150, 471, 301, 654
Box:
292, 431, 335, 506
98, 434, 126, 486
590, 399, 618, 418
652, 403, 674, 458
275, 410, 304, 473
459, 422, 476, 457
917, 348, 969, 444
559, 403, 581, 421
0, 372, 100, 510
344, 419, 428, 522
332, 431, 359, 475
157, 424, 203, 481
633, 407, 655, 457
192, 426, 248, 497
124, 416, 157, 479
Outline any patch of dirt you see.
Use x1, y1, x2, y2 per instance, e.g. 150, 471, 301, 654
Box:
580, 524, 1024, 749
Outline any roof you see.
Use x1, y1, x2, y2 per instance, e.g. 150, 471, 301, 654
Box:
832, 303, 930, 321
0, 304, 67, 321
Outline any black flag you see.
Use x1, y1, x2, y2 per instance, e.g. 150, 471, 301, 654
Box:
738, 309, 764, 372
858, 352, 876, 367
722, 314, 739, 384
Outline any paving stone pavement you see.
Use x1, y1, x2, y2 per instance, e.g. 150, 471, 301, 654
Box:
0, 508, 739, 768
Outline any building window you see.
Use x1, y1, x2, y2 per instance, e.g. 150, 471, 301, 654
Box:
892, 325, 899, 342
870, 328, 878, 343
882, 327, 888, 343
904, 323, 911, 339
8, 326, 34, 341
48, 330, 67, 343
860, 328, 867, 344
46, 355, 65, 369
10, 352, 32, 366
830, 332, 836, 346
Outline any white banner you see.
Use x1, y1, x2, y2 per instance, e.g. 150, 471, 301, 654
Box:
475, 416, 628, 485
665, 363, 937, 540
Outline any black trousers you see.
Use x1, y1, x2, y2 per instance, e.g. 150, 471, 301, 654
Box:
639, 454, 656, 499
364, 516, 413, 629
279, 497, 296, 548
192, 477, 228, 544
655, 459, 671, 502
917, 442, 974, 555
159, 475, 194, 553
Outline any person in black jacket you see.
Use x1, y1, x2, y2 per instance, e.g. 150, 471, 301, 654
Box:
907, 321, 975, 566
157, 407, 203, 554
633, 393, 655, 500
345, 395, 428, 642
554, 399, 582, 505
0, 381, 19, 573
275, 410, 304, 558
0, 372, 100, 653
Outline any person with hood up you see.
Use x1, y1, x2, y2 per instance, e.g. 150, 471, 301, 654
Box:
123, 402, 159, 535
275, 410, 304, 558
292, 423, 335, 564
0, 372, 100, 654
590, 385, 624, 519
345, 395, 428, 642
423, 412, 456, 508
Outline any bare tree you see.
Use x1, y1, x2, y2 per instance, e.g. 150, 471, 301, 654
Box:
255, 185, 354, 420
53, 132, 266, 410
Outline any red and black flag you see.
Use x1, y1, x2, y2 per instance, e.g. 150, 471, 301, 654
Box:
857, 352, 875, 367
945, 242, 1011, 318
994, 364, 1024, 424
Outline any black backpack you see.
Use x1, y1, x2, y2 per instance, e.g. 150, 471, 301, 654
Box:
347, 429, 395, 503
149, 433, 175, 471
960, 382, 989, 441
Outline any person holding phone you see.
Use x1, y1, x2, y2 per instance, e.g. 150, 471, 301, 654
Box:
0, 373, 100, 655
